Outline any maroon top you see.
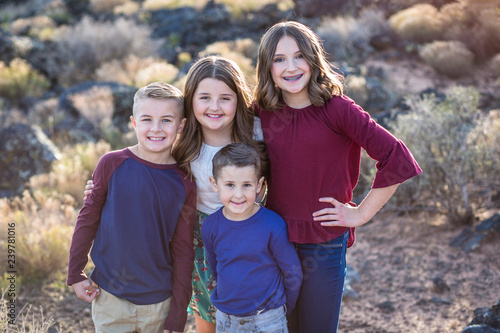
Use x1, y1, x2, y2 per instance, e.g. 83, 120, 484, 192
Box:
255, 95, 422, 244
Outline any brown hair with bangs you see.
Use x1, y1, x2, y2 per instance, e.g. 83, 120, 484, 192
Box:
172, 56, 255, 179
254, 21, 344, 111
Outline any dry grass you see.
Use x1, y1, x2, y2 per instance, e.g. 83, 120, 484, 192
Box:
0, 191, 76, 283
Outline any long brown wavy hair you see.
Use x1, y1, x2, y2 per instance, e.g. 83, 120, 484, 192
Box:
172, 56, 256, 179
254, 21, 344, 111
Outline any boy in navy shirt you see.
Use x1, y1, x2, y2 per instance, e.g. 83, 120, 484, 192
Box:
67, 82, 196, 333
202, 143, 302, 332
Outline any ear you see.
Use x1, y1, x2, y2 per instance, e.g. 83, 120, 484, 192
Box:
178, 118, 187, 134
256, 176, 265, 193
130, 115, 137, 129
209, 176, 219, 193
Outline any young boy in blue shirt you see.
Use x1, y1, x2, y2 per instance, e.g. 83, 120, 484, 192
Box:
202, 143, 303, 332
67, 82, 196, 333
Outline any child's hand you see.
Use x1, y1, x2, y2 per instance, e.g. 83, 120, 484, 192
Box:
72, 279, 100, 303
312, 197, 364, 227
83, 180, 94, 201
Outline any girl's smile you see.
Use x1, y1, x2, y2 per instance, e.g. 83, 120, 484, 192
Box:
271, 36, 312, 108
193, 78, 237, 146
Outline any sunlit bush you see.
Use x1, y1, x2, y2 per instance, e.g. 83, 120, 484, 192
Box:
96, 55, 179, 87
491, 53, 500, 77
419, 41, 474, 78
29, 140, 111, 206
0, 58, 50, 103
90, 0, 129, 13
199, 38, 257, 86
113, 0, 140, 15
318, 9, 388, 62
389, 3, 443, 43
50, 16, 160, 87
0, 191, 76, 283
10, 15, 56, 37
389, 86, 498, 225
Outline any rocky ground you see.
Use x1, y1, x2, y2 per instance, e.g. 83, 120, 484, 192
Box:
15, 208, 500, 333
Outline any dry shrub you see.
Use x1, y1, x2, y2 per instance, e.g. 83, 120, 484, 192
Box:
113, 0, 140, 15
345, 75, 368, 108
29, 140, 111, 206
491, 53, 500, 77
69, 85, 114, 129
0, 191, 77, 283
419, 40, 474, 78
96, 55, 179, 87
0, 58, 50, 103
51, 16, 160, 87
199, 38, 257, 86
389, 86, 498, 225
318, 9, 387, 62
10, 15, 56, 36
389, 3, 443, 43
466, 9, 500, 60
90, 0, 129, 13
218, 0, 293, 17
143, 0, 205, 10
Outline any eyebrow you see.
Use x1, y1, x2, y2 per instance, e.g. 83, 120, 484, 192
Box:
139, 114, 176, 118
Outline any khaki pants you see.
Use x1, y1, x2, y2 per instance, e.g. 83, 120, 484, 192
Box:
92, 288, 171, 333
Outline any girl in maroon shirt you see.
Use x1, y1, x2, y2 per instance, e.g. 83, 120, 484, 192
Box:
253, 21, 422, 333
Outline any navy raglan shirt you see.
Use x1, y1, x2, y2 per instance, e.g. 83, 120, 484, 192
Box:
67, 148, 196, 332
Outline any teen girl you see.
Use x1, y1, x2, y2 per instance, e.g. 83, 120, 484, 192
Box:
85, 55, 263, 333
252, 21, 422, 333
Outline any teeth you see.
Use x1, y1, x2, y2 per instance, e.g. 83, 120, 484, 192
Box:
284, 74, 302, 81
149, 137, 164, 141
207, 114, 222, 118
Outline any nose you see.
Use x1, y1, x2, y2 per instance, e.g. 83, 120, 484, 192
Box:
150, 120, 161, 132
287, 59, 297, 71
233, 187, 243, 198
209, 99, 219, 111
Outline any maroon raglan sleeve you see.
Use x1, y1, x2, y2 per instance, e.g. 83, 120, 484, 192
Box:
66, 150, 128, 286
164, 172, 197, 332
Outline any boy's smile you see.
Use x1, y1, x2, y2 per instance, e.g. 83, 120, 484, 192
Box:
130, 98, 185, 164
210, 165, 264, 221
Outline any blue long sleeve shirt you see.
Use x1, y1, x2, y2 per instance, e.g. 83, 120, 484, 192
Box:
202, 206, 302, 316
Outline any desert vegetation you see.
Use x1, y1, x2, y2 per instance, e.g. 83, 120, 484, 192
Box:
0, 0, 499, 331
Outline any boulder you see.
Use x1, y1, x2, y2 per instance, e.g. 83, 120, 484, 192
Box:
0, 123, 61, 197
461, 300, 500, 332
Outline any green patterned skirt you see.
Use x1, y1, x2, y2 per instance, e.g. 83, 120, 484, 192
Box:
187, 210, 217, 323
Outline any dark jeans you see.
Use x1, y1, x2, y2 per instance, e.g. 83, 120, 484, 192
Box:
288, 231, 348, 333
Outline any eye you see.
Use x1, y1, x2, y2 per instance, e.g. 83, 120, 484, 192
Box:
162, 118, 172, 122
243, 184, 252, 188
226, 184, 234, 188
142, 118, 151, 122
297, 53, 304, 59
273, 57, 284, 63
